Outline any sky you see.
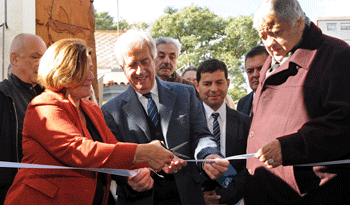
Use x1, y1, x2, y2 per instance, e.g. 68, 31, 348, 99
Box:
93, 0, 350, 24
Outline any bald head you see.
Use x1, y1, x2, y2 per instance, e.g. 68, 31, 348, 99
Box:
10, 33, 47, 86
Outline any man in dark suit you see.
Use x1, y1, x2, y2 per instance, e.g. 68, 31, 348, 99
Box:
237, 46, 268, 115
195, 59, 250, 205
101, 29, 229, 205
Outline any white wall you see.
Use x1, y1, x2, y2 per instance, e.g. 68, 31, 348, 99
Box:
318, 18, 350, 44
0, 0, 36, 80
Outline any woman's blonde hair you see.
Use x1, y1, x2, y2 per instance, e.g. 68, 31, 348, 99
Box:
38, 38, 91, 90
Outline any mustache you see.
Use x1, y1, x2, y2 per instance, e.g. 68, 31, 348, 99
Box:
159, 64, 172, 70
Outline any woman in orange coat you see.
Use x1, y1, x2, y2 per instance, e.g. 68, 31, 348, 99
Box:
4, 39, 174, 205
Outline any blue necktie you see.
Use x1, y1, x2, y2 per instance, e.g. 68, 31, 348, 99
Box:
143, 93, 159, 127
211, 112, 238, 189
212, 112, 220, 148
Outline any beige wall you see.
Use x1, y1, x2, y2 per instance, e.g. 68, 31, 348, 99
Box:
0, 0, 99, 102
0, 0, 36, 80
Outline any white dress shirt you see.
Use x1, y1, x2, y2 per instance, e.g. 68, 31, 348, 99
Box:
135, 83, 170, 145
203, 102, 227, 157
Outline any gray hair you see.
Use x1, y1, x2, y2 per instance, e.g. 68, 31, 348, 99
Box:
182, 66, 197, 77
253, 0, 310, 29
155, 37, 181, 57
114, 29, 157, 68
10, 33, 44, 56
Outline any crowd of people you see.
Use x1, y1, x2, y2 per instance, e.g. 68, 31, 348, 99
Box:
1, 0, 350, 204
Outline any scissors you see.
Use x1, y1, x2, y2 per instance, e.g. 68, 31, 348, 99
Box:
161, 141, 190, 159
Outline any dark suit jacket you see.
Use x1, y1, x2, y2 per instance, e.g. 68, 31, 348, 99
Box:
237, 91, 254, 116
202, 104, 250, 204
102, 77, 218, 205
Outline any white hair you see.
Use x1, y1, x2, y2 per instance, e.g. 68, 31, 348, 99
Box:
253, 0, 310, 29
114, 29, 157, 68
155, 37, 182, 57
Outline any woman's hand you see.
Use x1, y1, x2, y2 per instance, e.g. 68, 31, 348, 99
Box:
134, 140, 174, 171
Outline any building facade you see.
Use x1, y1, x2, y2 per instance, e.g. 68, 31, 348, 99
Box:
317, 16, 350, 44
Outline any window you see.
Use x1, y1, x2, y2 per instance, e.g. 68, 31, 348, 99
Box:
327, 23, 337, 31
340, 23, 350, 30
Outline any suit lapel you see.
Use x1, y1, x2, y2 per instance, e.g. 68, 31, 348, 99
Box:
244, 92, 254, 115
157, 77, 176, 140
225, 105, 236, 157
122, 86, 152, 141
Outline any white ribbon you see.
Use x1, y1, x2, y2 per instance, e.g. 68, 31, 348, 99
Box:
0, 161, 138, 177
2, 154, 349, 176
185, 153, 256, 162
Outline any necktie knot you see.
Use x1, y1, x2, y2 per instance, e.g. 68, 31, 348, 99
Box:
212, 112, 219, 120
143, 92, 152, 99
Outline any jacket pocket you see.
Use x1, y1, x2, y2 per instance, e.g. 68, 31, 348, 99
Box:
23, 172, 59, 199
176, 114, 187, 125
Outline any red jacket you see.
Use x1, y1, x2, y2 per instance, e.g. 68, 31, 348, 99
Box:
246, 23, 350, 204
5, 90, 144, 205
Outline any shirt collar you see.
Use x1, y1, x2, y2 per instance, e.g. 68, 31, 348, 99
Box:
10, 74, 34, 90
203, 101, 226, 121
135, 79, 158, 99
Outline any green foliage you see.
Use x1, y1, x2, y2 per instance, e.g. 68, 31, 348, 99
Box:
150, 6, 260, 100
94, 10, 149, 31
95, 10, 117, 30
94, 7, 260, 100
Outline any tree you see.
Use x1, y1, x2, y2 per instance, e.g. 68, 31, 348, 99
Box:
95, 10, 118, 30
151, 6, 227, 69
150, 6, 260, 100
220, 16, 261, 100
94, 10, 149, 31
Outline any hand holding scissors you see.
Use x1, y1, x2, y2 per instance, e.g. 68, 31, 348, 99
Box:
161, 141, 190, 174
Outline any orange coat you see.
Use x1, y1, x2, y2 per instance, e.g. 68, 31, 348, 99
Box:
5, 90, 144, 205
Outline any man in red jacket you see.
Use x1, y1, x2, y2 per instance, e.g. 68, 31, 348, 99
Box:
245, 0, 350, 204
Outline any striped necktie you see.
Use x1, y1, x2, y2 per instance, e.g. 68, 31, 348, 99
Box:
143, 92, 159, 127
212, 112, 220, 148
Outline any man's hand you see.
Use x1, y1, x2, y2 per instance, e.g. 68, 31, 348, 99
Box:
255, 140, 282, 168
203, 190, 227, 205
127, 168, 154, 192
162, 156, 187, 174
203, 154, 229, 180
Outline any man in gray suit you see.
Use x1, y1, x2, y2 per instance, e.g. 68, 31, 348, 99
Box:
195, 59, 250, 205
237, 46, 268, 116
101, 29, 229, 205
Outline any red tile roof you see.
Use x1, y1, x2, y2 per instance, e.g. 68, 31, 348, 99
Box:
95, 30, 129, 86
95, 30, 125, 69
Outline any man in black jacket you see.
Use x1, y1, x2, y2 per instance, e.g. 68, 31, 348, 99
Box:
0, 33, 46, 202
195, 59, 251, 204
237, 46, 268, 116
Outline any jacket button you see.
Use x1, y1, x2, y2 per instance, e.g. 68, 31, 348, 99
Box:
249, 131, 254, 138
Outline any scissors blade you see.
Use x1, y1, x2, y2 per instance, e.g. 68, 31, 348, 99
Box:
170, 141, 191, 159
161, 141, 191, 159
172, 151, 191, 159
170, 141, 188, 152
